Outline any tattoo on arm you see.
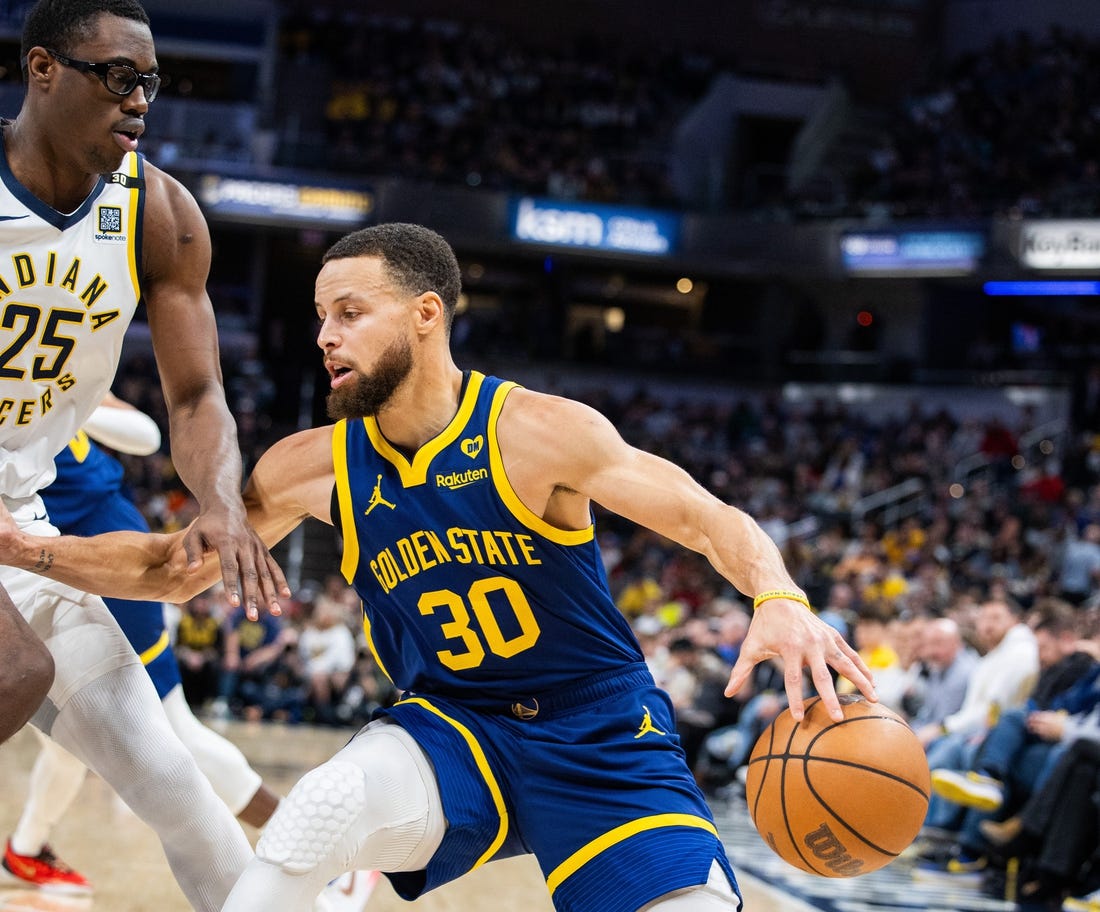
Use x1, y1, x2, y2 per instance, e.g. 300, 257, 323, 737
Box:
34, 550, 53, 573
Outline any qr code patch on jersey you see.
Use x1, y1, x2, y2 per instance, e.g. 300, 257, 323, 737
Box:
98, 206, 123, 233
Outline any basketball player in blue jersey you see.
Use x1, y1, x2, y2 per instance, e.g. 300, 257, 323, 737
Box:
0, 223, 877, 912
0, 0, 291, 908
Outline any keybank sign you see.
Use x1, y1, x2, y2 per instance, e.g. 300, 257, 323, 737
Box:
511, 197, 679, 256
1020, 221, 1100, 270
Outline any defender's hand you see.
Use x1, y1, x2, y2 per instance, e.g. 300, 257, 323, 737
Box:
182, 504, 289, 619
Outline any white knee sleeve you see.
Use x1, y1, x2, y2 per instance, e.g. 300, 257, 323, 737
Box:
161, 685, 263, 816
639, 860, 740, 911
258, 718, 443, 875
222, 719, 444, 912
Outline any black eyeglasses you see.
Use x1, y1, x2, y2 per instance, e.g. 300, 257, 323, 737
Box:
46, 49, 161, 102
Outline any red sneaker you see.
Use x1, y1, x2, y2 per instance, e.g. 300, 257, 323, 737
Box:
1, 841, 92, 894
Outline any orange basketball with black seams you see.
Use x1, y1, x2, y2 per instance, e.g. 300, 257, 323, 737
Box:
744, 694, 930, 877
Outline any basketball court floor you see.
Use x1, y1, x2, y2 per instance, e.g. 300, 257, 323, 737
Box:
0, 721, 1015, 912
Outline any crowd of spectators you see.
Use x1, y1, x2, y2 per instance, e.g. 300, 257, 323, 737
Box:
11, 1, 1096, 221
842, 27, 1100, 219
171, 574, 398, 729
11, 2, 1091, 221
276, 13, 1100, 220
276, 10, 721, 206
900, 595, 1100, 909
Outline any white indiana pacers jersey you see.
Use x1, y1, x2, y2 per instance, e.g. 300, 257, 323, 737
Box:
0, 148, 144, 500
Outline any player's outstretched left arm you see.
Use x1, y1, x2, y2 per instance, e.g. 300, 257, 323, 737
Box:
499, 389, 876, 723
141, 164, 288, 617
0, 427, 332, 610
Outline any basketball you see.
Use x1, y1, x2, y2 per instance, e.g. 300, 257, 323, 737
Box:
744, 694, 930, 877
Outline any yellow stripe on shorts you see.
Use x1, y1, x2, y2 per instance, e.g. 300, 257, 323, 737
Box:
546, 813, 718, 897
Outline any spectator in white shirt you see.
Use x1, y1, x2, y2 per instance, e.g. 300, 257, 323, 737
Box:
919, 597, 1039, 832
298, 602, 358, 726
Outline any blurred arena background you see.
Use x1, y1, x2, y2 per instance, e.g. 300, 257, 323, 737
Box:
0, 0, 1087, 595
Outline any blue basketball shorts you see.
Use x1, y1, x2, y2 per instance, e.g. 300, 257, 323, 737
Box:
378, 664, 740, 912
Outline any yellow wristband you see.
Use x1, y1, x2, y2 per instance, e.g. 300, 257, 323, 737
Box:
752, 589, 811, 611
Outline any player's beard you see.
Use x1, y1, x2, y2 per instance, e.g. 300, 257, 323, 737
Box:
326, 334, 413, 420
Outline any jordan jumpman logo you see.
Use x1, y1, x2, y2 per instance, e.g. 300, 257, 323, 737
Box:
365, 474, 396, 515
634, 706, 666, 739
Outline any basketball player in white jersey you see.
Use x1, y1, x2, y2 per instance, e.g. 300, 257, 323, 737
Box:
0, 1, 288, 909
4, 397, 378, 907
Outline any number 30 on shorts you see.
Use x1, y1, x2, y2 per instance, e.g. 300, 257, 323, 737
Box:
418, 576, 541, 671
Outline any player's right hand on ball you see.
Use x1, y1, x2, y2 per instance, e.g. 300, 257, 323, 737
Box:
726, 596, 876, 723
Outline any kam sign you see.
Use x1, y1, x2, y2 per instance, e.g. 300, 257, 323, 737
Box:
1019, 221, 1100, 270
511, 197, 680, 256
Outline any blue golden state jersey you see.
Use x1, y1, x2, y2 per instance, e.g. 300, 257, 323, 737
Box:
334, 371, 643, 708
40, 429, 125, 528
0, 145, 145, 498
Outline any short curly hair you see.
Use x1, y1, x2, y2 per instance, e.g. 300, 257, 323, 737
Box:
323, 223, 462, 332
21, 0, 150, 69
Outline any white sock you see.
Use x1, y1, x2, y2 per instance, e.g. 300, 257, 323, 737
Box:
11, 732, 87, 857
